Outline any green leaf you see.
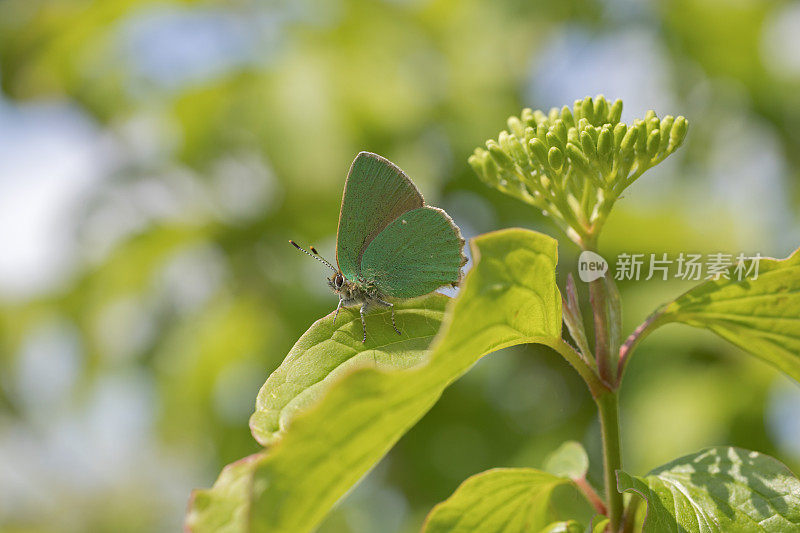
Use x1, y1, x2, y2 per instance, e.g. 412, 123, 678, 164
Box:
186, 228, 563, 532
422, 468, 582, 533
544, 441, 589, 480
538, 520, 583, 533
249, 293, 450, 446
185, 454, 265, 533
590, 516, 610, 533
562, 274, 592, 361
659, 248, 800, 382
617, 446, 800, 532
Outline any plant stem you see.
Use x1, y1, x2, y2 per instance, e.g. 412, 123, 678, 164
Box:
549, 339, 608, 399
589, 278, 614, 383
621, 493, 641, 533
597, 391, 624, 532
574, 476, 607, 516
580, 234, 627, 531
580, 235, 617, 385
581, 235, 624, 531
616, 309, 666, 386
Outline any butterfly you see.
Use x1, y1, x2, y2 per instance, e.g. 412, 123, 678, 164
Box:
291, 152, 466, 343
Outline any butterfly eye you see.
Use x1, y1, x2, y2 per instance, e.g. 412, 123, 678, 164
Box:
334, 273, 344, 288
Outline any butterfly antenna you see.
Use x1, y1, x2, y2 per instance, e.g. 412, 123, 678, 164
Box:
289, 240, 337, 272
309, 246, 338, 270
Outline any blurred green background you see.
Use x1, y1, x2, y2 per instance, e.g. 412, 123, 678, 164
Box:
1, 0, 799, 531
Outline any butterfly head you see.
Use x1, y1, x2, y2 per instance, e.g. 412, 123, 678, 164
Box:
329, 272, 345, 291
328, 271, 375, 304
328, 271, 356, 297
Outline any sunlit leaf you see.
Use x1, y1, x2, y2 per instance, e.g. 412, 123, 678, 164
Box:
421, 468, 583, 533
590, 516, 610, 533
617, 446, 800, 532
658, 248, 800, 382
539, 521, 583, 533
249, 293, 450, 446
186, 228, 562, 532
543, 441, 589, 480
185, 453, 265, 533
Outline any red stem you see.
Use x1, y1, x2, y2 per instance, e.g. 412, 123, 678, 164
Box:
574, 476, 608, 516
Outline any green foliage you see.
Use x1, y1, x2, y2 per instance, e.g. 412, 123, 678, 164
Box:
421, 468, 589, 533
617, 447, 800, 532
468, 96, 688, 245
249, 294, 450, 446
657, 248, 800, 382
4, 1, 800, 530
540, 521, 584, 533
187, 98, 800, 532
561, 274, 594, 365
591, 517, 611, 532
543, 441, 589, 480
186, 453, 266, 533
187, 228, 563, 532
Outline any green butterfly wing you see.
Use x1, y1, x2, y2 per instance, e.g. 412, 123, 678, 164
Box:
336, 152, 423, 279
360, 206, 466, 298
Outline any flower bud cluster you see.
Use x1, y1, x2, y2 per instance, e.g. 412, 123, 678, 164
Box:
469, 96, 688, 244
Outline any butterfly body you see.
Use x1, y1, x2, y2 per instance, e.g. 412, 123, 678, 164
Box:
296, 152, 466, 343
328, 272, 400, 342
328, 271, 381, 310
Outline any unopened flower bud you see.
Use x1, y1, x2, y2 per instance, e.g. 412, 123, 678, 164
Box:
483, 156, 499, 182
634, 120, 647, 154
580, 131, 597, 160
507, 116, 525, 137
548, 146, 564, 171
613, 123, 627, 149
546, 131, 565, 152
468, 152, 484, 177
669, 116, 688, 151
567, 128, 580, 145
582, 96, 595, 123
573, 99, 584, 120
469, 150, 499, 184
507, 134, 529, 164
470, 99, 689, 245
646, 117, 660, 136
620, 126, 638, 155
528, 138, 548, 165
560, 105, 575, 129
521, 108, 536, 126
552, 120, 568, 145
536, 123, 548, 141
486, 140, 514, 169
593, 96, 608, 124
659, 116, 674, 152
566, 143, 591, 174
597, 126, 613, 158
523, 126, 536, 146
646, 130, 661, 158
584, 124, 599, 144
498, 131, 515, 152
608, 99, 623, 124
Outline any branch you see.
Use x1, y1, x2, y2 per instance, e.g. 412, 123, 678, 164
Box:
616, 309, 667, 386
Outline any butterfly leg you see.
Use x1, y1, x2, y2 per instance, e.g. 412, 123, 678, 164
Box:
333, 297, 344, 325
376, 299, 401, 336
359, 304, 368, 343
